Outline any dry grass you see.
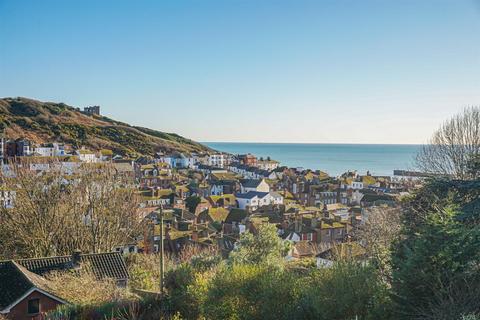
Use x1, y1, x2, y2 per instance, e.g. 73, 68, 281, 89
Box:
45, 267, 137, 305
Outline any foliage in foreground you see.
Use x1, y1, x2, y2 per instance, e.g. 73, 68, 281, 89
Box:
162, 224, 391, 320
392, 178, 480, 320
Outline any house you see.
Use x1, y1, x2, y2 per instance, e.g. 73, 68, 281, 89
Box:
209, 172, 239, 195
34, 143, 66, 157
223, 208, 248, 234
12, 251, 129, 287
208, 207, 230, 223
196, 209, 214, 224
84, 106, 100, 115
0, 251, 129, 319
240, 179, 270, 193
289, 241, 316, 259
236, 191, 283, 211
196, 164, 226, 175
112, 161, 135, 182
317, 220, 347, 243
75, 148, 97, 163
316, 242, 366, 268
0, 261, 67, 320
207, 194, 236, 208
194, 197, 212, 215
100, 149, 113, 162
139, 170, 173, 189
282, 218, 317, 242
257, 158, 279, 171
174, 184, 191, 200
161, 153, 196, 169
269, 192, 284, 206
237, 154, 257, 166
236, 191, 266, 211
138, 189, 173, 207
207, 153, 229, 168
341, 179, 364, 190
5, 139, 33, 157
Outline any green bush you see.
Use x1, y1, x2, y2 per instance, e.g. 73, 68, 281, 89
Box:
228, 223, 290, 267
392, 179, 480, 320
297, 262, 392, 320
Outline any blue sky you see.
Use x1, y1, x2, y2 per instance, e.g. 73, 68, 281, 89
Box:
1, 0, 479, 144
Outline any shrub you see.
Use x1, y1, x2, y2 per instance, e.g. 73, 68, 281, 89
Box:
228, 223, 290, 267
297, 262, 392, 320
203, 264, 300, 320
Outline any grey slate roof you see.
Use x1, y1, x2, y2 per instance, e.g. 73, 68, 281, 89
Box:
240, 179, 262, 188
225, 209, 248, 224
14, 252, 128, 282
236, 191, 269, 200
0, 261, 65, 311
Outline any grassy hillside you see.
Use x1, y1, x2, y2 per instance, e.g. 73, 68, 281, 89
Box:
0, 97, 212, 156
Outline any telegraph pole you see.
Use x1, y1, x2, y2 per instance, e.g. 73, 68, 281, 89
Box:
157, 205, 165, 295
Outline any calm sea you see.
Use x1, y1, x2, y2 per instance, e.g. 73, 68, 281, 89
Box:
203, 142, 422, 177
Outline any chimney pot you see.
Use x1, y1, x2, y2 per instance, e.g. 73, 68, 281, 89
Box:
71, 249, 81, 268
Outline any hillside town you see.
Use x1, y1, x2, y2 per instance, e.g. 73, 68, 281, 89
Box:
0, 129, 429, 319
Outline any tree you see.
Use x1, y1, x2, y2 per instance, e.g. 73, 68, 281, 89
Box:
228, 223, 289, 266
0, 160, 141, 258
391, 179, 480, 320
416, 107, 480, 180
356, 207, 401, 281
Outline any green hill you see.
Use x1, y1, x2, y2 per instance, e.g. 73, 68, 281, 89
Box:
0, 97, 212, 156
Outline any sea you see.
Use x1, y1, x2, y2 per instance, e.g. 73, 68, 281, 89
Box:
203, 142, 422, 177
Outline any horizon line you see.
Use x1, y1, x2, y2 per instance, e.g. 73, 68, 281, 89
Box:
202, 141, 424, 146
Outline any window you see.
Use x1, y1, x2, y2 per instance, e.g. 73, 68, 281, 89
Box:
28, 298, 40, 314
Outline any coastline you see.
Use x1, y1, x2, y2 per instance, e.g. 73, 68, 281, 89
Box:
203, 142, 421, 177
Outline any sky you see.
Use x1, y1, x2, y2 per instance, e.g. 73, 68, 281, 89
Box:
1, 0, 480, 144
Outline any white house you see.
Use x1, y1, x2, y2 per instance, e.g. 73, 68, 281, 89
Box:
236, 191, 283, 211
208, 153, 229, 168
257, 159, 280, 171
76, 149, 97, 163
351, 189, 364, 205
240, 179, 270, 193
269, 192, 284, 205
34, 143, 66, 157
161, 153, 196, 169
342, 180, 364, 190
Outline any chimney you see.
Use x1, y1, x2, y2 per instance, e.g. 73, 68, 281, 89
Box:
192, 230, 199, 241
323, 204, 329, 218
71, 249, 81, 269
294, 215, 301, 233
311, 216, 318, 228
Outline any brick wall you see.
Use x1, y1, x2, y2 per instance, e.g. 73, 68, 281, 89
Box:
6, 290, 63, 320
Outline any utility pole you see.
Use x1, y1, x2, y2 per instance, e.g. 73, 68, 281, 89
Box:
157, 206, 165, 296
